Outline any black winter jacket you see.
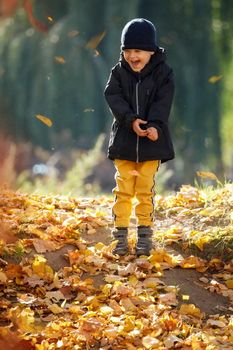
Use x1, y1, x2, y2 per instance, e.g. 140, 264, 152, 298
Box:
104, 48, 175, 163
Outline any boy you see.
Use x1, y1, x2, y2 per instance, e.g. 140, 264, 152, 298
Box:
104, 18, 175, 256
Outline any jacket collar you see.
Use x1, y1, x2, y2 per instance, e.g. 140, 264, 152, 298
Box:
120, 47, 166, 78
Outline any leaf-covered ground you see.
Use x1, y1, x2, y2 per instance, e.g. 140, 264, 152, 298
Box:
0, 184, 232, 349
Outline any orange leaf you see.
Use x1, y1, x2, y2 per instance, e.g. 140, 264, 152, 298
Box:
0, 222, 18, 243
54, 56, 66, 64
85, 31, 106, 49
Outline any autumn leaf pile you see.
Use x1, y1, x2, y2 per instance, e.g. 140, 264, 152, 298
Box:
0, 184, 233, 349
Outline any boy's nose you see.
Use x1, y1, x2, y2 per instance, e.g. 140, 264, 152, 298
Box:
128, 52, 136, 59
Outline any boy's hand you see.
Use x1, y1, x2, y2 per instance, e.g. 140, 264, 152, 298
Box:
132, 119, 147, 137
147, 127, 158, 141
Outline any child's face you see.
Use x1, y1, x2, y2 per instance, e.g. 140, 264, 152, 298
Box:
123, 49, 154, 72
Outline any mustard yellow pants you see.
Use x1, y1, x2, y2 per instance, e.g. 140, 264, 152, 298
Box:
113, 159, 160, 227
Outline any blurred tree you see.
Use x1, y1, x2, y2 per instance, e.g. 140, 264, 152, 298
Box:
139, 0, 223, 178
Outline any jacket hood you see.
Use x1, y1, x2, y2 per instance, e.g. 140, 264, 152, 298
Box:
120, 47, 166, 78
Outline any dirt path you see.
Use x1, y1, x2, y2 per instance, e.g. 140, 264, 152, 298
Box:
39, 226, 232, 317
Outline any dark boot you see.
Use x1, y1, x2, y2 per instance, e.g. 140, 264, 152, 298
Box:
136, 226, 153, 256
111, 227, 128, 255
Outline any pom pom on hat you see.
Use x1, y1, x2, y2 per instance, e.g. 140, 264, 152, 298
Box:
121, 18, 157, 51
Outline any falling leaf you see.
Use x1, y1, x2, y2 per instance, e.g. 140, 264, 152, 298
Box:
208, 75, 222, 84
54, 56, 66, 64
85, 30, 106, 49
196, 171, 218, 180
35, 114, 53, 127
67, 30, 79, 37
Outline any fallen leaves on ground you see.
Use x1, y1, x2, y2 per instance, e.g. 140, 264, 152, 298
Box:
0, 184, 233, 349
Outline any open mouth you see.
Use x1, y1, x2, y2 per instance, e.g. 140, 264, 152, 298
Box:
130, 60, 141, 70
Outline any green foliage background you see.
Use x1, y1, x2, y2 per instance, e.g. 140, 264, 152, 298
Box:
0, 0, 233, 186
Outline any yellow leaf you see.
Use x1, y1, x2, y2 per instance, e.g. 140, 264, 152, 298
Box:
35, 114, 53, 127
194, 236, 210, 251
123, 315, 135, 332
196, 171, 218, 180
225, 279, 233, 289
32, 255, 54, 281
179, 304, 202, 318
208, 75, 222, 84
180, 255, 205, 269
148, 251, 165, 263
9, 306, 35, 332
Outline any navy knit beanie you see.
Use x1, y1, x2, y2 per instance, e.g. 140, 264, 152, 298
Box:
121, 18, 157, 51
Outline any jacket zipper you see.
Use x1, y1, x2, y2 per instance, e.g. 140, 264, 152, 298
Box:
136, 77, 141, 162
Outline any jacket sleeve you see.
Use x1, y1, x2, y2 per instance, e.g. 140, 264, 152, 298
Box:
104, 67, 137, 128
146, 67, 175, 133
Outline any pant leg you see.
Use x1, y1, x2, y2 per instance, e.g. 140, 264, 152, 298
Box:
112, 160, 136, 227
135, 160, 160, 227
